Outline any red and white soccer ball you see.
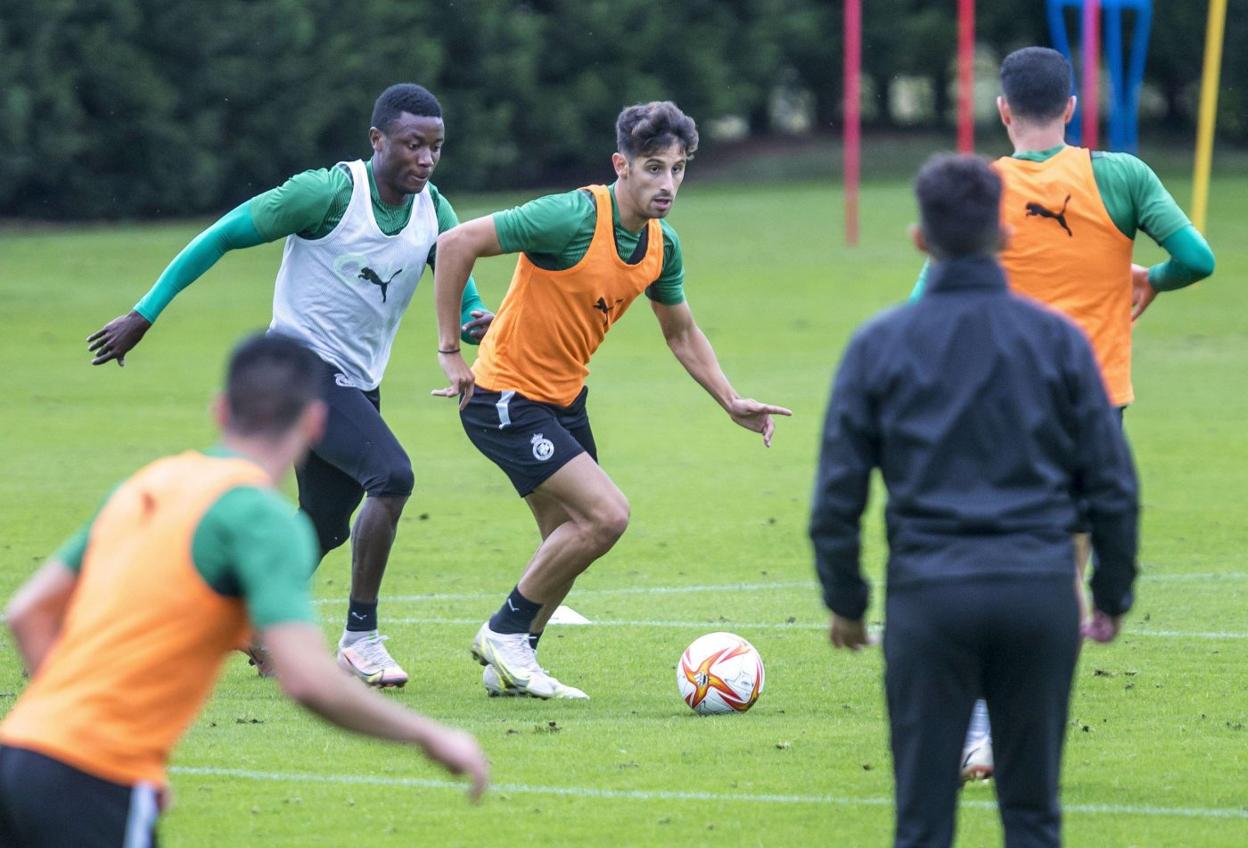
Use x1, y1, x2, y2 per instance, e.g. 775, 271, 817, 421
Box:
676, 632, 765, 715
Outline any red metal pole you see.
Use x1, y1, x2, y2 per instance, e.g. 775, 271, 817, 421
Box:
844, 0, 861, 246
957, 0, 975, 153
1082, 0, 1100, 149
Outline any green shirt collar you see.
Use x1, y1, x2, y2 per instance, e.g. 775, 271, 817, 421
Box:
364, 158, 413, 212
1012, 144, 1067, 163
203, 443, 244, 460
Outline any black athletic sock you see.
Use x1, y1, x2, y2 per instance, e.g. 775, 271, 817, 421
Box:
346, 599, 378, 632
529, 631, 542, 653
489, 586, 541, 634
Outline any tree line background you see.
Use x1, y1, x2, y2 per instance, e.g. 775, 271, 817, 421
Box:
2, 0, 1244, 220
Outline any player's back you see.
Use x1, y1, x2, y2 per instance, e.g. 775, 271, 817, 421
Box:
995, 145, 1135, 405
0, 451, 268, 786
847, 256, 1125, 588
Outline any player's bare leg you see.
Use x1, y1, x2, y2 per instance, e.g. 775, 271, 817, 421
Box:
337, 494, 409, 687
483, 492, 575, 696
473, 454, 628, 698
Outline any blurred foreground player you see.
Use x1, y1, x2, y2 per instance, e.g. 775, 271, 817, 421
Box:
812, 154, 1138, 848
0, 334, 487, 848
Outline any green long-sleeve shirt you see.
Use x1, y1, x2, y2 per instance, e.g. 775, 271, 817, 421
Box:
134, 160, 487, 343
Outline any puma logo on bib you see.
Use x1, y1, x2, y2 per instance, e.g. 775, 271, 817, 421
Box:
531, 433, 555, 461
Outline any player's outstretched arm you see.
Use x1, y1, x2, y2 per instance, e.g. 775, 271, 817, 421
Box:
87, 202, 268, 366
262, 622, 489, 801
650, 300, 791, 446
432, 216, 505, 409
4, 560, 78, 675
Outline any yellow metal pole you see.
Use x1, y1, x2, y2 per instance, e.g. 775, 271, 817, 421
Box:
1192, 0, 1227, 232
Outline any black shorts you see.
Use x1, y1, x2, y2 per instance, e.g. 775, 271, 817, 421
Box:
0, 746, 160, 847
296, 357, 414, 557
461, 387, 598, 496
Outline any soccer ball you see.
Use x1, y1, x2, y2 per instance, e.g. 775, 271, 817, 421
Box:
676, 632, 765, 715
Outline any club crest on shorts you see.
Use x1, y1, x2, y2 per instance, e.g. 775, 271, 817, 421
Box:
530, 432, 555, 461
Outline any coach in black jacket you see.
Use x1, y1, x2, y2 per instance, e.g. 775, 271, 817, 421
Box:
810, 154, 1138, 848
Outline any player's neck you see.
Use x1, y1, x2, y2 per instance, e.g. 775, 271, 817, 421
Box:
1009, 122, 1067, 154
219, 434, 291, 486
614, 190, 648, 233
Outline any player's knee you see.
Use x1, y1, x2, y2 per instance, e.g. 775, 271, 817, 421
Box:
371, 459, 414, 499
588, 497, 630, 548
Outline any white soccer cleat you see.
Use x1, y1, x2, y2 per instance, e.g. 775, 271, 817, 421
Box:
960, 735, 994, 783
471, 623, 588, 700
337, 633, 409, 688
482, 664, 522, 697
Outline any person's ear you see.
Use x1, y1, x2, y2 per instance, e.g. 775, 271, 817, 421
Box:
1063, 96, 1076, 126
611, 152, 629, 180
996, 96, 1010, 129
910, 223, 928, 255
369, 126, 385, 154
212, 394, 230, 430
998, 224, 1013, 253
302, 400, 328, 447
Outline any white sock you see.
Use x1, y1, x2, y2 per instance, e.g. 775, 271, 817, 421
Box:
339, 629, 377, 647
965, 699, 992, 746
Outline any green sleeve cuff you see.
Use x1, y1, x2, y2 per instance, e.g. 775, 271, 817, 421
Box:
133, 202, 266, 322
1148, 226, 1216, 293
459, 277, 488, 345
51, 525, 91, 574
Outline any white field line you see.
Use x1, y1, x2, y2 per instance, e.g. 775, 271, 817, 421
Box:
313, 572, 1246, 607
378, 616, 1247, 640
312, 580, 815, 606
168, 766, 1248, 820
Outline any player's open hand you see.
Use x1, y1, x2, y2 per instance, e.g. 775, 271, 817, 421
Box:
461, 309, 494, 342
433, 350, 476, 410
829, 614, 871, 651
423, 726, 490, 802
1130, 264, 1157, 322
87, 310, 151, 366
726, 397, 792, 447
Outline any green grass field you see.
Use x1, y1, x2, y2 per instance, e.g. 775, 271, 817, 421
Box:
1, 164, 1246, 846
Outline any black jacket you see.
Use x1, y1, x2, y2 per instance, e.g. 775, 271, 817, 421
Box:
810, 256, 1138, 619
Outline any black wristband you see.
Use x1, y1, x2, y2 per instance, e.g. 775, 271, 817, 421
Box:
438, 347, 461, 354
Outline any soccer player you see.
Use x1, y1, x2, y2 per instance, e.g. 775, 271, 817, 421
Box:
432, 101, 791, 699
813, 154, 1138, 848
0, 334, 488, 848
86, 84, 492, 687
912, 46, 1215, 780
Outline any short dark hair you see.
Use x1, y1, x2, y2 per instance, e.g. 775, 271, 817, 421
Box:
616, 101, 699, 160
371, 83, 442, 133
915, 153, 1002, 259
224, 334, 323, 438
1000, 47, 1073, 121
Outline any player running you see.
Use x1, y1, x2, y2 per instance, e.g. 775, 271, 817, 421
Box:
0, 334, 488, 848
85, 84, 492, 688
913, 47, 1215, 782
432, 101, 791, 699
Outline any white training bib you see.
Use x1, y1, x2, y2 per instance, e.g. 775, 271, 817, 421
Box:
270, 159, 437, 390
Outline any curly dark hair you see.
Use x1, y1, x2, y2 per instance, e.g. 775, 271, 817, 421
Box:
615, 101, 698, 159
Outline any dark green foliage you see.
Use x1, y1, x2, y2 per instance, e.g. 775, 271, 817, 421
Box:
0, 0, 1242, 219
